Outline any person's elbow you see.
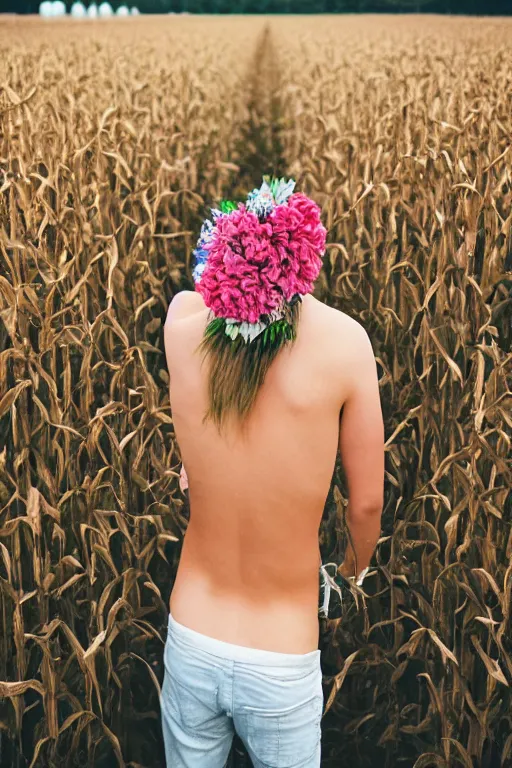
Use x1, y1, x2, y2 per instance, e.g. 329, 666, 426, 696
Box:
348, 494, 383, 519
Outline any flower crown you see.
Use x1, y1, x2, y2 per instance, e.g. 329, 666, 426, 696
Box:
193, 176, 326, 345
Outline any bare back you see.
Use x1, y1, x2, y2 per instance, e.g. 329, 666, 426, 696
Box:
164, 292, 383, 653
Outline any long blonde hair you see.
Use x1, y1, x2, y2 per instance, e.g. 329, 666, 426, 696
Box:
196, 298, 302, 433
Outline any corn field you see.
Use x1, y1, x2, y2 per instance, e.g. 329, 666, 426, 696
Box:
0, 13, 511, 768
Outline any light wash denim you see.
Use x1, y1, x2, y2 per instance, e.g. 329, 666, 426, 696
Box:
160, 612, 323, 768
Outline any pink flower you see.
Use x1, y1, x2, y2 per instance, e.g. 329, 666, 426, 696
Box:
196, 194, 326, 323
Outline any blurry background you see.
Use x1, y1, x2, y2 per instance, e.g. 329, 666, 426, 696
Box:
1, 0, 511, 16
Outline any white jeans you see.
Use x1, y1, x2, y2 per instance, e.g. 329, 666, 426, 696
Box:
160, 612, 323, 767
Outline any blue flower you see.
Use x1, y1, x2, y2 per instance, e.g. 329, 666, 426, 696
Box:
193, 247, 210, 264
192, 216, 218, 284
193, 260, 208, 283
198, 219, 215, 247
192, 245, 210, 284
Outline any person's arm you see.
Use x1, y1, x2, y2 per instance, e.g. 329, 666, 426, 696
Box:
164, 291, 204, 494
337, 321, 384, 581
163, 289, 206, 386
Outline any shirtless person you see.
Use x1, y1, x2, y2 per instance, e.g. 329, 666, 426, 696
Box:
160, 179, 384, 768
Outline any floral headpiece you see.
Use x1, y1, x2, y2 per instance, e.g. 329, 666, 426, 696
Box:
193, 176, 326, 345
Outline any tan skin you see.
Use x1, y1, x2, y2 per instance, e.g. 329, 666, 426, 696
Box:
164, 290, 384, 654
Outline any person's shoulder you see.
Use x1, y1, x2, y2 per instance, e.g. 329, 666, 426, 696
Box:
306, 298, 377, 402
164, 290, 206, 327
304, 296, 375, 387
305, 294, 372, 346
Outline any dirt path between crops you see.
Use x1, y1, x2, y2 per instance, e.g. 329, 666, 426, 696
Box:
229, 22, 287, 201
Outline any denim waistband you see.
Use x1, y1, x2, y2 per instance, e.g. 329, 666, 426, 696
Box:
167, 611, 321, 669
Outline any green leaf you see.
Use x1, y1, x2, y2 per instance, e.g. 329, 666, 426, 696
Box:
205, 317, 225, 338
219, 200, 237, 213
